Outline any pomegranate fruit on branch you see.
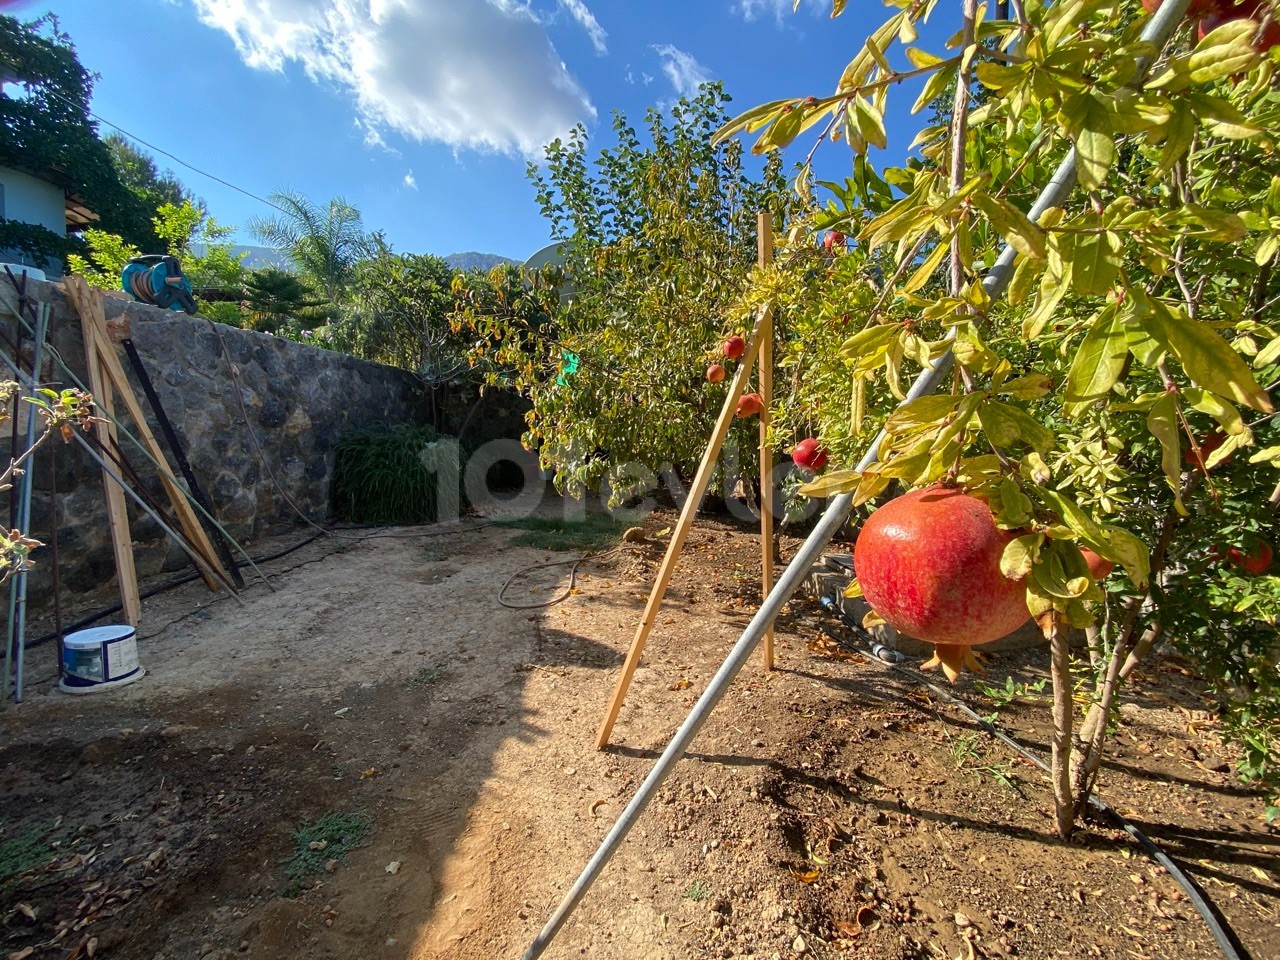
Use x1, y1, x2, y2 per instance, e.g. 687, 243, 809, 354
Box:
853, 485, 1030, 680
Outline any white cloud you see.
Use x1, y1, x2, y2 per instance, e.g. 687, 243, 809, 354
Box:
557, 0, 606, 55
403, 169, 417, 190
651, 44, 711, 98
189, 0, 596, 157
733, 0, 823, 25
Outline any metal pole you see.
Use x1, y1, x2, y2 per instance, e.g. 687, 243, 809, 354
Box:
12, 302, 49, 701
521, 1, 1191, 953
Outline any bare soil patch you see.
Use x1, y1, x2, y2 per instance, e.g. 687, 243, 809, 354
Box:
1, 500, 1277, 960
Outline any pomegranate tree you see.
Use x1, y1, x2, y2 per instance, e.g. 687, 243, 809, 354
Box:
854, 486, 1029, 680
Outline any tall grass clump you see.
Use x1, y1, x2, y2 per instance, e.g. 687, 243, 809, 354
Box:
333, 424, 462, 524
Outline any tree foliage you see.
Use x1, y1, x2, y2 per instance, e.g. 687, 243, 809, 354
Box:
721, 0, 1280, 826
452, 83, 795, 500
249, 190, 373, 306
0, 15, 158, 251
330, 241, 461, 377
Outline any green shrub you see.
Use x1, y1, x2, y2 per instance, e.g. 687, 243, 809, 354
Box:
333, 424, 463, 524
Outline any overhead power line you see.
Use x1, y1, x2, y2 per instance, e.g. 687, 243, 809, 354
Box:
40, 85, 290, 217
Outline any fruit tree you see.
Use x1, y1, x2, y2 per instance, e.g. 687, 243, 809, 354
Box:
717, 0, 1280, 832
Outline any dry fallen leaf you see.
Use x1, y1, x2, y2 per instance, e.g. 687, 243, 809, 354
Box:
669, 678, 693, 691
790, 869, 821, 884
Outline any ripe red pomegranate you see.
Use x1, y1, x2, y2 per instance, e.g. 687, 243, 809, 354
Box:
706, 363, 726, 384
1215, 539, 1275, 574
791, 438, 828, 471
722, 335, 746, 360
736, 393, 764, 418
823, 230, 845, 253
1080, 547, 1114, 580
854, 486, 1030, 680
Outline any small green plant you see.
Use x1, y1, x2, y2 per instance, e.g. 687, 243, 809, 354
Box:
408, 663, 446, 688
333, 424, 464, 525
975, 676, 1050, 709
0, 822, 57, 885
285, 811, 372, 892
496, 513, 634, 552
946, 732, 983, 769
683, 877, 710, 902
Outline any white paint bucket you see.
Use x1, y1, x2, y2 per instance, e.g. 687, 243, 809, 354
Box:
58, 625, 145, 694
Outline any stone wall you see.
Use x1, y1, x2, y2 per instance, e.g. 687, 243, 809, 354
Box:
0, 277, 528, 608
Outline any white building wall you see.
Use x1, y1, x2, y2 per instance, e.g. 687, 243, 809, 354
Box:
0, 166, 66, 235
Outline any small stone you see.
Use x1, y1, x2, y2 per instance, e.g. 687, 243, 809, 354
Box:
793, 935, 807, 954
385, 861, 402, 875
324, 859, 339, 873
308, 840, 328, 852
955, 912, 973, 928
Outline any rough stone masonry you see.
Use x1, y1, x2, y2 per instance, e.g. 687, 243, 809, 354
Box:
0, 276, 528, 612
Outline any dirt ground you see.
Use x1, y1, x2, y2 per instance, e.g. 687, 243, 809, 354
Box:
1, 498, 1278, 960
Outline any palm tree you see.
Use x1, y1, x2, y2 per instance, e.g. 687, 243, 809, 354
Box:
248, 190, 373, 305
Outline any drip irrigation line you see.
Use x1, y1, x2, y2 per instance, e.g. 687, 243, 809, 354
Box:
816, 594, 1247, 960
496, 546, 638, 610
21, 516, 494, 652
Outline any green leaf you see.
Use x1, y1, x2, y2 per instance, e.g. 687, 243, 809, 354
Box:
1059, 93, 1116, 192
999, 372, 1054, 399
1137, 295, 1274, 413
1064, 307, 1128, 410
1000, 533, 1043, 581
883, 393, 963, 434
1147, 391, 1188, 515
798, 469, 861, 498
1182, 387, 1245, 436
902, 239, 950, 295
912, 61, 958, 115
977, 401, 1055, 455
854, 96, 888, 151
839, 324, 897, 366
996, 478, 1036, 529
972, 194, 1047, 260
1253, 334, 1280, 368
1189, 19, 1261, 83
1070, 229, 1123, 297
713, 99, 796, 144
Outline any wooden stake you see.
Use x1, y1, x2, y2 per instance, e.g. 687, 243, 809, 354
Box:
82, 316, 142, 626
596, 308, 770, 750
756, 212, 775, 671
64, 277, 230, 591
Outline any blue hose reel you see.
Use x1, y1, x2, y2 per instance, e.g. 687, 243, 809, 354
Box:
121, 255, 197, 314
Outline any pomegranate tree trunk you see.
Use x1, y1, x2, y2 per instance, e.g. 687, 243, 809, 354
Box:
1047, 612, 1075, 839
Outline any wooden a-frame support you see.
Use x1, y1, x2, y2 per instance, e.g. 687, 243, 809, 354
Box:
64, 277, 231, 625
596, 211, 777, 750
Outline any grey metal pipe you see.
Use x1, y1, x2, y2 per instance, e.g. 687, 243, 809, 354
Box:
11, 302, 49, 700
521, 0, 1192, 954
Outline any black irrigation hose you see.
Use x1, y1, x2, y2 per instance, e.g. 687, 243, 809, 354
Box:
817, 594, 1248, 960
22, 531, 328, 651
22, 517, 495, 651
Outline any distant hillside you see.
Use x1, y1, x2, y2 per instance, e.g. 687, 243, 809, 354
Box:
444, 251, 520, 272
192, 246, 518, 273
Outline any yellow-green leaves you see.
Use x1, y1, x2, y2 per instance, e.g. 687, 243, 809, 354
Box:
977, 401, 1056, 456
1058, 92, 1116, 192
1135, 294, 1274, 413
1037, 488, 1150, 588
1146, 392, 1187, 515
972, 194, 1047, 261
1148, 19, 1262, 91
1001, 533, 1043, 581
1064, 306, 1128, 413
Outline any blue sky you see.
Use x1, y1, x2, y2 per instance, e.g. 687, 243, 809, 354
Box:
10, 0, 959, 261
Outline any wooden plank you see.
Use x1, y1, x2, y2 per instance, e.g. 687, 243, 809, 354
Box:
85, 312, 228, 591
77, 286, 142, 626
596, 307, 770, 750
66, 278, 229, 591
756, 212, 775, 671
